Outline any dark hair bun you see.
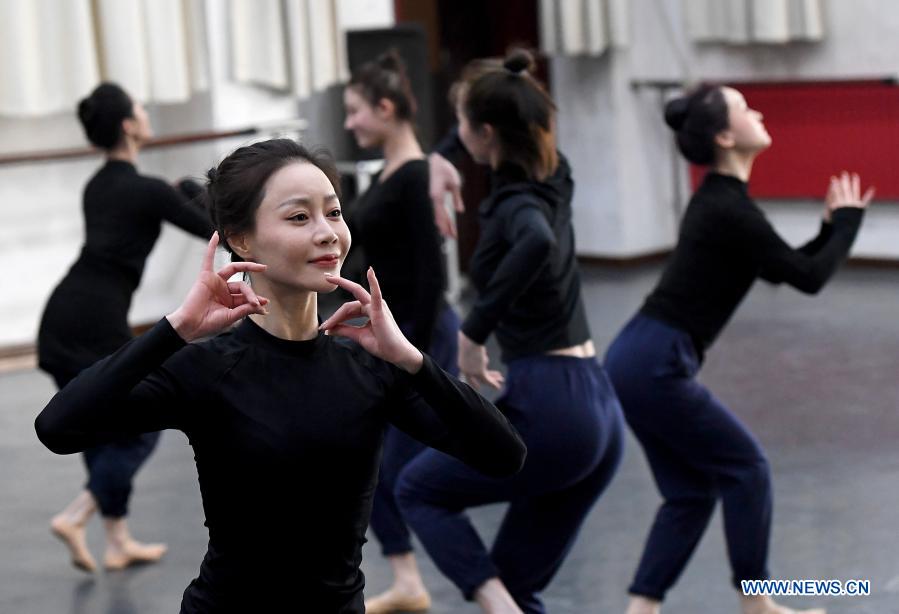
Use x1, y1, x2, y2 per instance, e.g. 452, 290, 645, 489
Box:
376, 48, 403, 72
664, 96, 689, 131
77, 82, 134, 150
503, 48, 535, 75
77, 98, 97, 127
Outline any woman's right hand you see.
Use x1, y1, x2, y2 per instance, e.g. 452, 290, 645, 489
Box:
825, 171, 875, 221
428, 152, 465, 239
166, 232, 269, 342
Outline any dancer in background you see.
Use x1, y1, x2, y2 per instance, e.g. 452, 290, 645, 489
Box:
604, 84, 871, 614
37, 82, 213, 572
343, 50, 459, 614
36, 138, 525, 613
396, 50, 624, 614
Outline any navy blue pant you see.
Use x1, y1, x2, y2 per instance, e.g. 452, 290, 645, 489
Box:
51, 371, 160, 518
396, 355, 624, 613
369, 305, 461, 555
82, 433, 161, 517
604, 314, 772, 601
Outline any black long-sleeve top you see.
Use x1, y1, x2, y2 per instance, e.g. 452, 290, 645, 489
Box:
37, 160, 213, 383
461, 157, 591, 361
641, 172, 864, 355
78, 160, 213, 286
35, 316, 525, 613
351, 160, 446, 350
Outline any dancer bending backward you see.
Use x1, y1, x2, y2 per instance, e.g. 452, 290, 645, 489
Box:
396, 50, 625, 614
37, 82, 213, 572
605, 84, 872, 614
35, 138, 525, 614
343, 50, 459, 614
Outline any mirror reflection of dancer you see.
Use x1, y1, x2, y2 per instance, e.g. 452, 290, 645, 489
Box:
37, 83, 213, 572
36, 139, 526, 613
605, 84, 872, 614
395, 50, 625, 614
343, 50, 459, 614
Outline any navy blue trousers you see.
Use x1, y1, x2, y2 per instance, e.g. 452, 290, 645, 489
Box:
369, 305, 461, 555
604, 314, 772, 601
396, 354, 624, 614
50, 371, 160, 518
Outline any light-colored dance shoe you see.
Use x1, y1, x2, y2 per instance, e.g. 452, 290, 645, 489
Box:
50, 515, 97, 573
104, 540, 168, 571
364, 588, 432, 613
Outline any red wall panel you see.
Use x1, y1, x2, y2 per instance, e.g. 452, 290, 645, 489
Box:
690, 80, 898, 199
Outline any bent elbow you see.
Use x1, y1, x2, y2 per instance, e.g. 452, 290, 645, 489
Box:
34, 413, 73, 455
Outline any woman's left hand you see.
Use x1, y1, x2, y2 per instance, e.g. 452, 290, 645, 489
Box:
458, 332, 505, 391
320, 268, 423, 373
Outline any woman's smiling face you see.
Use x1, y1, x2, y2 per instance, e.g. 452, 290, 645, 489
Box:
231, 161, 351, 294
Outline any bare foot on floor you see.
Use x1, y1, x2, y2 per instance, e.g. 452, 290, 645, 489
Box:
741, 595, 825, 614
50, 514, 97, 573
365, 586, 431, 613
626, 595, 661, 614
104, 540, 167, 571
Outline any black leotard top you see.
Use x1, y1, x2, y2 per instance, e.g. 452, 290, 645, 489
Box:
35, 315, 526, 613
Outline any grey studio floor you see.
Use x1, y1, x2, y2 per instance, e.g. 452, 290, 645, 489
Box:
3, 262, 898, 614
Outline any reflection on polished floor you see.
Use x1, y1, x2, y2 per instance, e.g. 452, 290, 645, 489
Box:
2, 263, 897, 613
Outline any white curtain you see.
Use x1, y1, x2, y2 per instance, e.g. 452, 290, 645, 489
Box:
0, 0, 209, 117
539, 0, 630, 57
685, 0, 824, 44
230, 0, 347, 98
0, 0, 98, 116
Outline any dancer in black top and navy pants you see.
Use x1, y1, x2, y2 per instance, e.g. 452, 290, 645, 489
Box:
343, 50, 459, 613
35, 138, 525, 614
38, 83, 212, 573
396, 50, 624, 614
605, 84, 872, 614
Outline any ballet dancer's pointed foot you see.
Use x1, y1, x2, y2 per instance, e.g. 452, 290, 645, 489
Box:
626, 595, 661, 614
474, 578, 524, 614
104, 540, 168, 571
364, 587, 432, 613
50, 514, 97, 573
740, 595, 825, 614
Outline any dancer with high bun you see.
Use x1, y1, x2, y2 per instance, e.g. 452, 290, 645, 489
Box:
605, 84, 872, 614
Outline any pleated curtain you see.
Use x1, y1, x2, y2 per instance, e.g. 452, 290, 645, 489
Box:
539, 0, 630, 57
0, 0, 209, 117
684, 0, 825, 44
229, 0, 348, 98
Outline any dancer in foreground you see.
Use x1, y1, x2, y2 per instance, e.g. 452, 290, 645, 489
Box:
38, 82, 212, 572
605, 84, 872, 614
36, 138, 526, 613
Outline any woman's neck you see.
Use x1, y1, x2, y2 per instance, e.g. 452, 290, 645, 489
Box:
712, 149, 756, 183
248, 278, 319, 341
106, 139, 140, 165
380, 123, 423, 179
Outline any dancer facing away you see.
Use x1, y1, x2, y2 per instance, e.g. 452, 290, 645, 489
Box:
36, 138, 526, 614
604, 84, 872, 614
395, 49, 625, 614
343, 50, 459, 614
37, 82, 213, 572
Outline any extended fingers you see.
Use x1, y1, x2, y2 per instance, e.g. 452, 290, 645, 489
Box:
324, 274, 372, 305
367, 268, 383, 313
217, 261, 267, 281
202, 232, 220, 272
320, 300, 365, 330
227, 281, 263, 309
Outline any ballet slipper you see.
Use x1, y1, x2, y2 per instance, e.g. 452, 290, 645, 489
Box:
364, 587, 432, 613
104, 540, 168, 570
50, 514, 97, 573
